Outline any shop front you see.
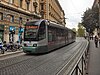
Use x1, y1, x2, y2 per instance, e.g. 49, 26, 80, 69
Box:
0, 24, 4, 42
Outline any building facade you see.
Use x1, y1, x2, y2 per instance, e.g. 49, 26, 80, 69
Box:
92, 0, 100, 37
93, 0, 98, 6
39, 0, 66, 26
0, 0, 65, 43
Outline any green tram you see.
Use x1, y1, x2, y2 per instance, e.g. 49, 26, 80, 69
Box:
22, 19, 76, 54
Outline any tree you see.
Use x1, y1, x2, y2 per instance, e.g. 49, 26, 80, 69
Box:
77, 23, 85, 37
72, 28, 76, 32
82, 6, 99, 33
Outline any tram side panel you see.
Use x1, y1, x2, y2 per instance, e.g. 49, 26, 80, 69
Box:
68, 30, 76, 44
68, 30, 72, 44
65, 29, 69, 45
47, 26, 67, 51
73, 31, 76, 42
47, 26, 58, 51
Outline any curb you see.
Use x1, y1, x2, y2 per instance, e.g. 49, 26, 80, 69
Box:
0, 50, 23, 58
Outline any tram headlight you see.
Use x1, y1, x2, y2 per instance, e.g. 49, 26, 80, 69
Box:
33, 44, 37, 47
24, 43, 27, 47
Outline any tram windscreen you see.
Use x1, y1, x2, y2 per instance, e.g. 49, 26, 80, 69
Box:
24, 22, 39, 41
24, 20, 46, 41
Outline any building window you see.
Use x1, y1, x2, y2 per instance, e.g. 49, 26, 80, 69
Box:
11, 16, 14, 22
19, 17, 23, 24
26, 3, 30, 10
6, 14, 14, 22
27, 19, 29, 21
25, 0, 30, 10
0, 12, 3, 20
9, 0, 14, 4
41, 4, 44, 10
19, 0, 23, 8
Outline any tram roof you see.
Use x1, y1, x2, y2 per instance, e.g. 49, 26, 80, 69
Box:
49, 21, 67, 29
49, 21, 76, 33
25, 19, 74, 32
25, 19, 44, 25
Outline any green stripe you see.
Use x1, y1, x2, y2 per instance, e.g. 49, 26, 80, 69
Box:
22, 45, 48, 54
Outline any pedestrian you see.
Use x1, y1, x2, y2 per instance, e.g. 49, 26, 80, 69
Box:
94, 35, 99, 48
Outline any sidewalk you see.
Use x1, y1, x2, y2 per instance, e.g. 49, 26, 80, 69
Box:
87, 40, 100, 75
0, 50, 23, 58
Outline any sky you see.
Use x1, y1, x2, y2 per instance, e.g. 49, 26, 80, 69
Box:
58, 0, 95, 29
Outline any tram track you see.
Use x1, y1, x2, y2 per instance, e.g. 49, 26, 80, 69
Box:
0, 41, 86, 75
56, 41, 88, 75
25, 42, 86, 75
0, 42, 78, 69
24, 42, 81, 75
53, 42, 87, 75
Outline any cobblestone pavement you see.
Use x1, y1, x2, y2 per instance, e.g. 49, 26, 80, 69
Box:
87, 40, 100, 75
0, 38, 88, 75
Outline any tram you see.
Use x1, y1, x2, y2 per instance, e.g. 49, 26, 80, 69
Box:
22, 19, 76, 54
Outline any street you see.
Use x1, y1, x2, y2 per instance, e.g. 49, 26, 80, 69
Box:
0, 38, 88, 75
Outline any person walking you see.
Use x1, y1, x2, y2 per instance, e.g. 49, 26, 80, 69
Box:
94, 35, 99, 48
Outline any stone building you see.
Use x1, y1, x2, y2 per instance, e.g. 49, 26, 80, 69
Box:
92, 0, 100, 37
0, 0, 65, 43
93, 0, 99, 6
39, 0, 66, 26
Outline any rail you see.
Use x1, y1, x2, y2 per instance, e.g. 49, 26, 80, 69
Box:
57, 40, 90, 75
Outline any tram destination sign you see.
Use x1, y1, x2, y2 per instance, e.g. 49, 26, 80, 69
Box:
26, 26, 38, 29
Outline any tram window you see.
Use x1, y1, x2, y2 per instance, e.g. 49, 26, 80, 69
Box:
48, 27, 56, 42
48, 32, 52, 42
24, 25, 38, 41
68, 31, 72, 39
25, 28, 37, 38
52, 30, 56, 41
38, 21, 46, 40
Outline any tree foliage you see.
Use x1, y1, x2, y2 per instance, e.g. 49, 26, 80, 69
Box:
72, 28, 76, 32
82, 6, 99, 33
77, 23, 85, 37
